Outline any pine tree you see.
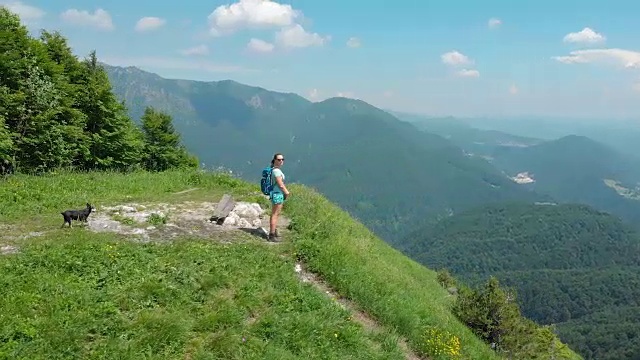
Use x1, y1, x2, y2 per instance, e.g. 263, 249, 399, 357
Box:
39, 30, 90, 163
75, 51, 144, 170
452, 276, 521, 350
0, 8, 149, 173
140, 106, 198, 171
0, 7, 34, 169
0, 8, 84, 172
0, 115, 12, 163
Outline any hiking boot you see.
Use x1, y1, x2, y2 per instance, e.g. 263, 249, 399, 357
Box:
268, 233, 281, 242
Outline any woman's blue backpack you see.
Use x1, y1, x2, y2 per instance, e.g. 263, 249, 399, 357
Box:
260, 166, 273, 195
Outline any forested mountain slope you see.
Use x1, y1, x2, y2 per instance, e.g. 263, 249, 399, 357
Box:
401, 202, 640, 359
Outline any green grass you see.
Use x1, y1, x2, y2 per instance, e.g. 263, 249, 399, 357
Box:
285, 185, 502, 360
1, 234, 410, 359
0, 169, 577, 359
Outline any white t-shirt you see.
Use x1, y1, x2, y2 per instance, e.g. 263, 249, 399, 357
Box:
271, 168, 285, 193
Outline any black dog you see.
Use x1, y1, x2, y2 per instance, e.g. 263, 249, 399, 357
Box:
0, 159, 13, 176
61, 203, 94, 228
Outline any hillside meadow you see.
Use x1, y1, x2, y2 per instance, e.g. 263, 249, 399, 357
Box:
0, 169, 583, 359
1, 169, 512, 360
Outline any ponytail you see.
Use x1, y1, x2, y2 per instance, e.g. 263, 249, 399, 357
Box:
271, 152, 283, 168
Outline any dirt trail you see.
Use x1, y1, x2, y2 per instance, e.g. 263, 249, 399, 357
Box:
294, 262, 424, 360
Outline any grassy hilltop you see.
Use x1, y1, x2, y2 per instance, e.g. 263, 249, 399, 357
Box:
0, 170, 580, 360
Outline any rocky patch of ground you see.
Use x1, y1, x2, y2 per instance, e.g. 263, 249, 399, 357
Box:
0, 199, 287, 255
86, 200, 288, 242
512, 171, 535, 184
0, 227, 45, 255
1, 244, 19, 255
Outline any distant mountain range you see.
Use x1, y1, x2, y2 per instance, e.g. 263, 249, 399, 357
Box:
103, 64, 546, 243
396, 112, 640, 159
395, 111, 640, 227
390, 111, 543, 158
104, 61, 640, 247
489, 134, 640, 224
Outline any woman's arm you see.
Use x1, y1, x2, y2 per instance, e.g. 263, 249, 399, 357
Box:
275, 175, 290, 196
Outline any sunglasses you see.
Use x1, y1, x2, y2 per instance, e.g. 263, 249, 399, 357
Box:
276, 158, 285, 161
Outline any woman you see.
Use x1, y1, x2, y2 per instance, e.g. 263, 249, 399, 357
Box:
269, 153, 290, 241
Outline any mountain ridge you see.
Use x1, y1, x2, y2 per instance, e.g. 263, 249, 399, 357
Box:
400, 111, 640, 159
392, 109, 640, 229
103, 63, 549, 243
488, 132, 640, 225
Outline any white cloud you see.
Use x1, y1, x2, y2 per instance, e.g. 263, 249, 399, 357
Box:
135, 16, 166, 32
442, 51, 479, 78
563, 27, 606, 44
206, 0, 329, 52
347, 37, 361, 48
441, 50, 473, 66
458, 69, 480, 78
60, 8, 114, 30
179, 45, 209, 56
0, 1, 44, 21
337, 91, 355, 98
509, 84, 519, 94
488, 18, 501, 29
308, 88, 320, 101
553, 48, 640, 69
247, 38, 274, 53
207, 0, 300, 36
100, 56, 254, 73
275, 24, 329, 48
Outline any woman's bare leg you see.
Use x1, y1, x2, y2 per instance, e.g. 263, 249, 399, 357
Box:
270, 203, 282, 236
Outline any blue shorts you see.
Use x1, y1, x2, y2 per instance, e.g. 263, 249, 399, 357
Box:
271, 192, 285, 205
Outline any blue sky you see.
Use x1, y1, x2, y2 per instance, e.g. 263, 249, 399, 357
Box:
3, 0, 640, 119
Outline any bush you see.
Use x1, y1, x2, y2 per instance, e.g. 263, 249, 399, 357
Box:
437, 268, 457, 289
451, 276, 580, 359
147, 212, 168, 226
452, 276, 519, 350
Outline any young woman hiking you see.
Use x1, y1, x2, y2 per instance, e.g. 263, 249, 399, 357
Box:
269, 153, 290, 241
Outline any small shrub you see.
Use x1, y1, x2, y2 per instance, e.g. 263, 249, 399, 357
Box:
437, 268, 457, 289
112, 214, 136, 225
187, 172, 204, 186
419, 325, 461, 359
148, 212, 167, 225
